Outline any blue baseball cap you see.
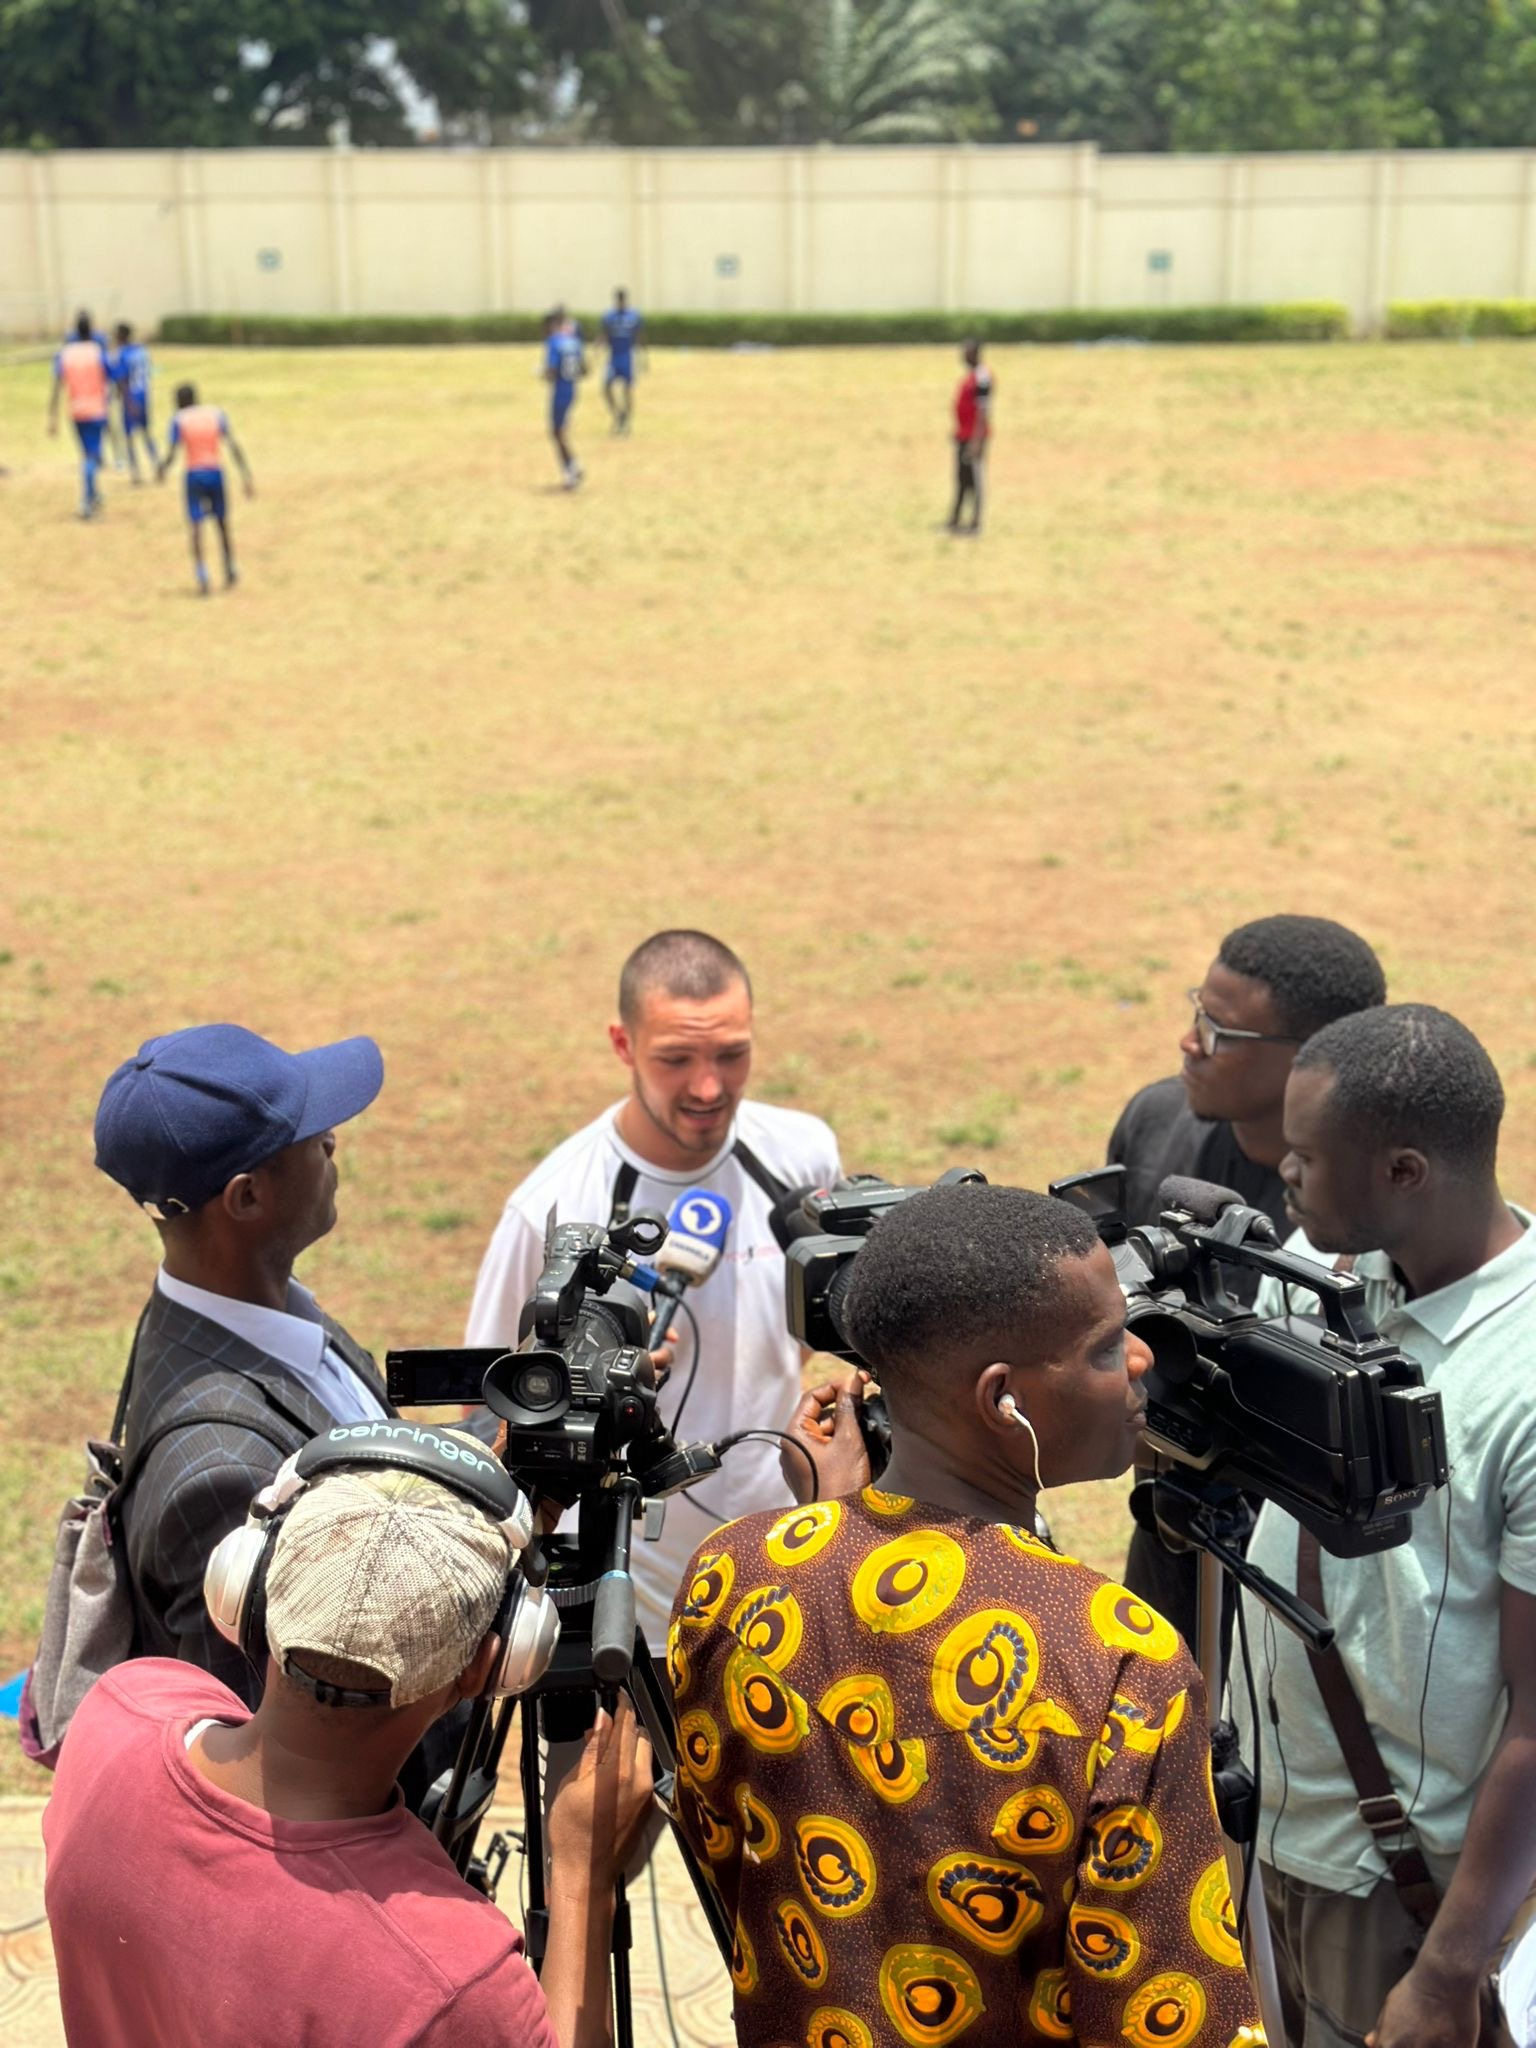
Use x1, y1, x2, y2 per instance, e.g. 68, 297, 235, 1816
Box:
94, 1024, 384, 1218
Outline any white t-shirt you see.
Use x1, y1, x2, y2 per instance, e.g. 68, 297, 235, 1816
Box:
466, 1099, 842, 1646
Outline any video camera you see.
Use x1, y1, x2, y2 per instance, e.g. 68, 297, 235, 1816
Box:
780, 1164, 1448, 1557
384, 1209, 737, 1967
386, 1210, 695, 1499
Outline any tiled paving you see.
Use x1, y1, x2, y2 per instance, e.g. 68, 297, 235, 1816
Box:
0, 1786, 735, 2047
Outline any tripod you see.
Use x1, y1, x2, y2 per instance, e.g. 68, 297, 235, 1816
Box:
1148, 1472, 1336, 2048
424, 1473, 734, 2048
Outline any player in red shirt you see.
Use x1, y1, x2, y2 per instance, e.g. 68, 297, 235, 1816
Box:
946, 337, 994, 537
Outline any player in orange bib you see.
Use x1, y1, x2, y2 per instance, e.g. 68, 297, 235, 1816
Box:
157, 382, 254, 594
47, 310, 112, 519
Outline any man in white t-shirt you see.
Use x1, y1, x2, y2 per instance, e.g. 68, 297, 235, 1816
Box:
466, 929, 842, 1650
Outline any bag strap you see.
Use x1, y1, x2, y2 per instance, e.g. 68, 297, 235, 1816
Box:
108, 1303, 154, 1446
1295, 1523, 1441, 1930
610, 1140, 789, 1228
731, 1138, 790, 1205
610, 1161, 641, 1227
116, 1409, 295, 1504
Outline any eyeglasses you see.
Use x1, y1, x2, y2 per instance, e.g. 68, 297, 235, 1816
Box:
1187, 990, 1303, 1059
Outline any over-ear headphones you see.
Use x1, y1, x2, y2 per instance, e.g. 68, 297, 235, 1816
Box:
996, 1391, 1045, 1492
203, 1420, 559, 1703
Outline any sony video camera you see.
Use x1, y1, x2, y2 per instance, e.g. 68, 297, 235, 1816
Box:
782, 1163, 1448, 1557
386, 1209, 680, 1498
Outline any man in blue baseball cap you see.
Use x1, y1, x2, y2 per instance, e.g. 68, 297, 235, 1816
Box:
93, 1023, 396, 1709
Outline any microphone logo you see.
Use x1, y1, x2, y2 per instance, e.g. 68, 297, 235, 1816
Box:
676, 1193, 727, 1241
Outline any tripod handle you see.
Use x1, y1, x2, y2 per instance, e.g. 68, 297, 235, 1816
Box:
593, 1567, 637, 1683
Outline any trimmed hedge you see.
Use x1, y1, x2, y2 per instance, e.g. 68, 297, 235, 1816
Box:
158, 303, 1350, 349
1386, 299, 1536, 339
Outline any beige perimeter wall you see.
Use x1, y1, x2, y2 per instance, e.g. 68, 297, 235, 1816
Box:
5, 144, 1536, 337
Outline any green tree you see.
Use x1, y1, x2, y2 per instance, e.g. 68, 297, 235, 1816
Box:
1140, 0, 1536, 151
0, 0, 258, 146
796, 0, 995, 141
531, 0, 990, 145
981, 0, 1165, 149
0, 0, 537, 148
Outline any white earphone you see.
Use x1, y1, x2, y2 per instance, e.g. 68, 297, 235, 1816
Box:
996, 1392, 1045, 1491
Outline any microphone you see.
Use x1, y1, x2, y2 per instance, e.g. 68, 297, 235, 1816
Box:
637, 1189, 733, 1350
1155, 1175, 1279, 1243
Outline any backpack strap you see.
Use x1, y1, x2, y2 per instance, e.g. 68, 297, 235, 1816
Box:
107, 1303, 154, 1446
1295, 1523, 1440, 1929
731, 1138, 790, 1205
612, 1139, 789, 1227
116, 1409, 295, 1504
610, 1161, 641, 1227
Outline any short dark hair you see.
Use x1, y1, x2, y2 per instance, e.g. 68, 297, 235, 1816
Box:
176, 381, 196, 408
838, 1183, 1102, 1399
75, 310, 93, 340
1217, 915, 1386, 1038
1294, 1003, 1505, 1175
618, 930, 751, 1026
115, 321, 132, 342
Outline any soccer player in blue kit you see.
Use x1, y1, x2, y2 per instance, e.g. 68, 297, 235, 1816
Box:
111, 323, 160, 483
543, 306, 585, 489
601, 287, 645, 435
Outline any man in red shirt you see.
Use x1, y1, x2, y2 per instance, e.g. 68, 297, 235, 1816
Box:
946, 337, 994, 537
44, 1444, 654, 2048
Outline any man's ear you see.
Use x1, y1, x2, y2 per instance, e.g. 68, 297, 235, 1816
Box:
456, 1631, 501, 1702
1387, 1147, 1430, 1194
220, 1171, 260, 1223
608, 1018, 636, 1070
975, 1360, 1015, 1434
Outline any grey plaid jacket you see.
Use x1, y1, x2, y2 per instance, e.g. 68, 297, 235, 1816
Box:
118, 1284, 393, 1706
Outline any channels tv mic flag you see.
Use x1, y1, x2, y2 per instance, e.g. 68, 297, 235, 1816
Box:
645, 1189, 734, 1350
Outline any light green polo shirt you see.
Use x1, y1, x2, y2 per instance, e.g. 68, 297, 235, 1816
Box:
1231, 1207, 1536, 1890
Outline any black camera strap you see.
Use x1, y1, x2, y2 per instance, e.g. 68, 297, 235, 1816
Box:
609, 1139, 789, 1226
1295, 1523, 1440, 1930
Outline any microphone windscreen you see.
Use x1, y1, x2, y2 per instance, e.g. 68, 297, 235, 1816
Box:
1155, 1174, 1279, 1244
1155, 1175, 1249, 1224
656, 1190, 733, 1283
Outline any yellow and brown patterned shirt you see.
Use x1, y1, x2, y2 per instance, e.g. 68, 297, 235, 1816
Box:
668, 1487, 1265, 2048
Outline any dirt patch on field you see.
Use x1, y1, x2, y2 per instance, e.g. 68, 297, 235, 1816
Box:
2, 341, 1535, 1740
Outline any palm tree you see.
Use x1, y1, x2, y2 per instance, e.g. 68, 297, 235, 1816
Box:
797, 0, 993, 142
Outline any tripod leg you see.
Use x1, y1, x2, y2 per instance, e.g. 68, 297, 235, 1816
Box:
630, 1647, 737, 1968
521, 1702, 550, 1968
611, 1875, 634, 2048
1198, 1551, 1285, 2040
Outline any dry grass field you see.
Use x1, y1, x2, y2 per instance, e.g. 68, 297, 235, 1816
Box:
2, 336, 1535, 1798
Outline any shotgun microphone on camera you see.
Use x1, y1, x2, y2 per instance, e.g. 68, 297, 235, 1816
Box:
1155, 1175, 1280, 1243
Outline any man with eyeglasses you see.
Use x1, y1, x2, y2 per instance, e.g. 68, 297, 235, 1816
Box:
1109, 914, 1386, 1265
1109, 914, 1386, 1645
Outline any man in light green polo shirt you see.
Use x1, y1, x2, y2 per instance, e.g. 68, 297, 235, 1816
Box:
1233, 1003, 1536, 2048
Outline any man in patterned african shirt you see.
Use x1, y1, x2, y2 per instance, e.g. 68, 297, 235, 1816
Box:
670, 1182, 1263, 2048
